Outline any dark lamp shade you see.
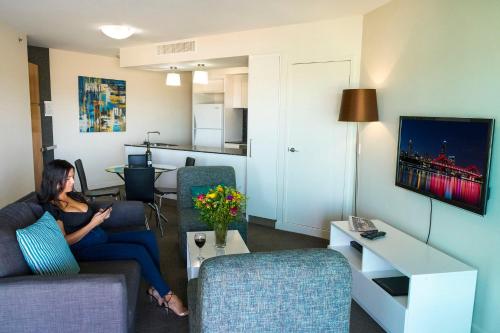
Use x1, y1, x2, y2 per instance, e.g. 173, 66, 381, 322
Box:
338, 89, 379, 122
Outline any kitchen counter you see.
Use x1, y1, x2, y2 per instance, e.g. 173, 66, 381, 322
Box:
125, 143, 246, 156
124, 143, 247, 194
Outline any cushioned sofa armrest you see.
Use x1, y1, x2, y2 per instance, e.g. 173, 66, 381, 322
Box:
0, 274, 128, 333
93, 200, 145, 229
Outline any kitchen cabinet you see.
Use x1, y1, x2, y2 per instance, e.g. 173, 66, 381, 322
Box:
225, 74, 248, 108
193, 79, 224, 94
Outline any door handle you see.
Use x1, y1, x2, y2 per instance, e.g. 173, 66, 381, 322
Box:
288, 147, 298, 153
249, 139, 252, 158
40, 145, 57, 152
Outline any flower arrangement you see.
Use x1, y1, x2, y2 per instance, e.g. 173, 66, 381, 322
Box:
193, 185, 246, 247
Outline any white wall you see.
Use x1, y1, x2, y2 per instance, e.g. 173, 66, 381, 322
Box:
0, 22, 34, 206
120, 17, 364, 230
359, 1, 500, 332
50, 49, 192, 190
120, 18, 363, 69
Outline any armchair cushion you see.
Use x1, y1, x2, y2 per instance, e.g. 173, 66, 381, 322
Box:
16, 211, 80, 275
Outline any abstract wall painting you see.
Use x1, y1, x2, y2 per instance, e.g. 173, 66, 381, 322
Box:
78, 76, 126, 132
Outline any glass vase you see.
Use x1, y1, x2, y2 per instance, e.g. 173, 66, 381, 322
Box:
214, 222, 228, 248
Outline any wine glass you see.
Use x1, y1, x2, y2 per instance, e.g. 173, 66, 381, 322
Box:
194, 233, 206, 262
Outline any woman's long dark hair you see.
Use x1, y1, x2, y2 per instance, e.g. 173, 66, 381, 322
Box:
38, 159, 86, 206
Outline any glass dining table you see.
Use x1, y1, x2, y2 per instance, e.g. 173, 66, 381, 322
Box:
105, 163, 177, 181
105, 163, 177, 224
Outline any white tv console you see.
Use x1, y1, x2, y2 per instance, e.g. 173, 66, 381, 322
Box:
328, 220, 477, 333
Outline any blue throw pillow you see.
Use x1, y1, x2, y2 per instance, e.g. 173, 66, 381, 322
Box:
16, 211, 80, 275
191, 185, 211, 207
191, 185, 211, 198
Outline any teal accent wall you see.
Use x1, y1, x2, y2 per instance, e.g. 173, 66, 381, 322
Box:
359, 1, 500, 332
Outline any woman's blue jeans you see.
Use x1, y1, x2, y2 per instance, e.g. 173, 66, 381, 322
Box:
72, 229, 170, 297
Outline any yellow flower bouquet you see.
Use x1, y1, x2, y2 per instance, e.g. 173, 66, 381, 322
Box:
193, 185, 246, 248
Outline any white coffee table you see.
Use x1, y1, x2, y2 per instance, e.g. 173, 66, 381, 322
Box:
186, 230, 249, 280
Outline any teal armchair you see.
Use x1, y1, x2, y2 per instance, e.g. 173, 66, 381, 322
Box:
187, 248, 352, 333
176, 166, 248, 261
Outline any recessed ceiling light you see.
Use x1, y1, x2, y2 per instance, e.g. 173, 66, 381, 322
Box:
100, 25, 135, 40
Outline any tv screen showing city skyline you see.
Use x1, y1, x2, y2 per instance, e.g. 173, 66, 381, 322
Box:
396, 117, 494, 215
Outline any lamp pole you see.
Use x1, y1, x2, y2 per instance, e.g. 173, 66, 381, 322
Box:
338, 89, 379, 218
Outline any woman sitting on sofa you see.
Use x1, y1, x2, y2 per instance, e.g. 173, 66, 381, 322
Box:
38, 159, 188, 317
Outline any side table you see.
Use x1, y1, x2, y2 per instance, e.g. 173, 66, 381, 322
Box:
186, 230, 249, 280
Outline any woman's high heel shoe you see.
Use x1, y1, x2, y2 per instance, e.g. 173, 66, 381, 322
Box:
146, 287, 164, 307
163, 292, 189, 317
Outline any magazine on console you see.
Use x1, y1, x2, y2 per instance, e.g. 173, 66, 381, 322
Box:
349, 216, 377, 232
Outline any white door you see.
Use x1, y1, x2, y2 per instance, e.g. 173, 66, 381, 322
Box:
246, 55, 280, 219
284, 61, 351, 237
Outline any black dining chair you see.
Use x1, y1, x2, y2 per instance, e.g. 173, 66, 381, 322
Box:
128, 154, 148, 168
155, 157, 195, 210
124, 167, 165, 236
74, 159, 120, 201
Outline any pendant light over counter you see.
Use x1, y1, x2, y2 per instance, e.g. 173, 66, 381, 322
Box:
166, 67, 181, 86
193, 64, 208, 84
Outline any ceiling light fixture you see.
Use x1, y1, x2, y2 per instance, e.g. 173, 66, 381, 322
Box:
193, 64, 208, 84
100, 25, 135, 40
166, 67, 181, 86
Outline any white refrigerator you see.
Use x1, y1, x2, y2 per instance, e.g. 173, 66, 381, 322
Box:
193, 104, 223, 147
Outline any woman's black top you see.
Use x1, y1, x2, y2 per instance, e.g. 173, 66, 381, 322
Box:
42, 199, 108, 251
42, 202, 95, 233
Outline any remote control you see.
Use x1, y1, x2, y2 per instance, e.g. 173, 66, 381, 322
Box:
360, 230, 379, 237
361, 231, 386, 240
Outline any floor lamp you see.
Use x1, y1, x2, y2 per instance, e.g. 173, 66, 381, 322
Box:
338, 89, 379, 216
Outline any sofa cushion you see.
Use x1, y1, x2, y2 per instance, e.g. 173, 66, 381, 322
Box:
79, 260, 141, 331
0, 228, 31, 277
16, 211, 80, 275
0, 202, 41, 277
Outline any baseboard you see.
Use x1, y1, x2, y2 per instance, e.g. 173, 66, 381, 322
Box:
248, 215, 276, 228
275, 221, 329, 239
88, 180, 123, 191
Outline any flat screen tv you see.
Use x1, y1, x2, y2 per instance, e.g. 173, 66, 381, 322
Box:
396, 116, 494, 215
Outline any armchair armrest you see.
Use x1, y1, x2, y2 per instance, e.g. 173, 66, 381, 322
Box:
0, 274, 128, 333
92, 200, 145, 229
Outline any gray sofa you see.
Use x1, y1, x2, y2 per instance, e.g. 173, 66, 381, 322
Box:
187, 248, 352, 333
177, 166, 248, 261
0, 193, 146, 333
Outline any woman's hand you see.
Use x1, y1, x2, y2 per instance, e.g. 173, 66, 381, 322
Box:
61, 207, 112, 246
90, 208, 112, 227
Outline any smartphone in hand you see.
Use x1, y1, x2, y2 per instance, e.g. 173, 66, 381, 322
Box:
101, 203, 114, 212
